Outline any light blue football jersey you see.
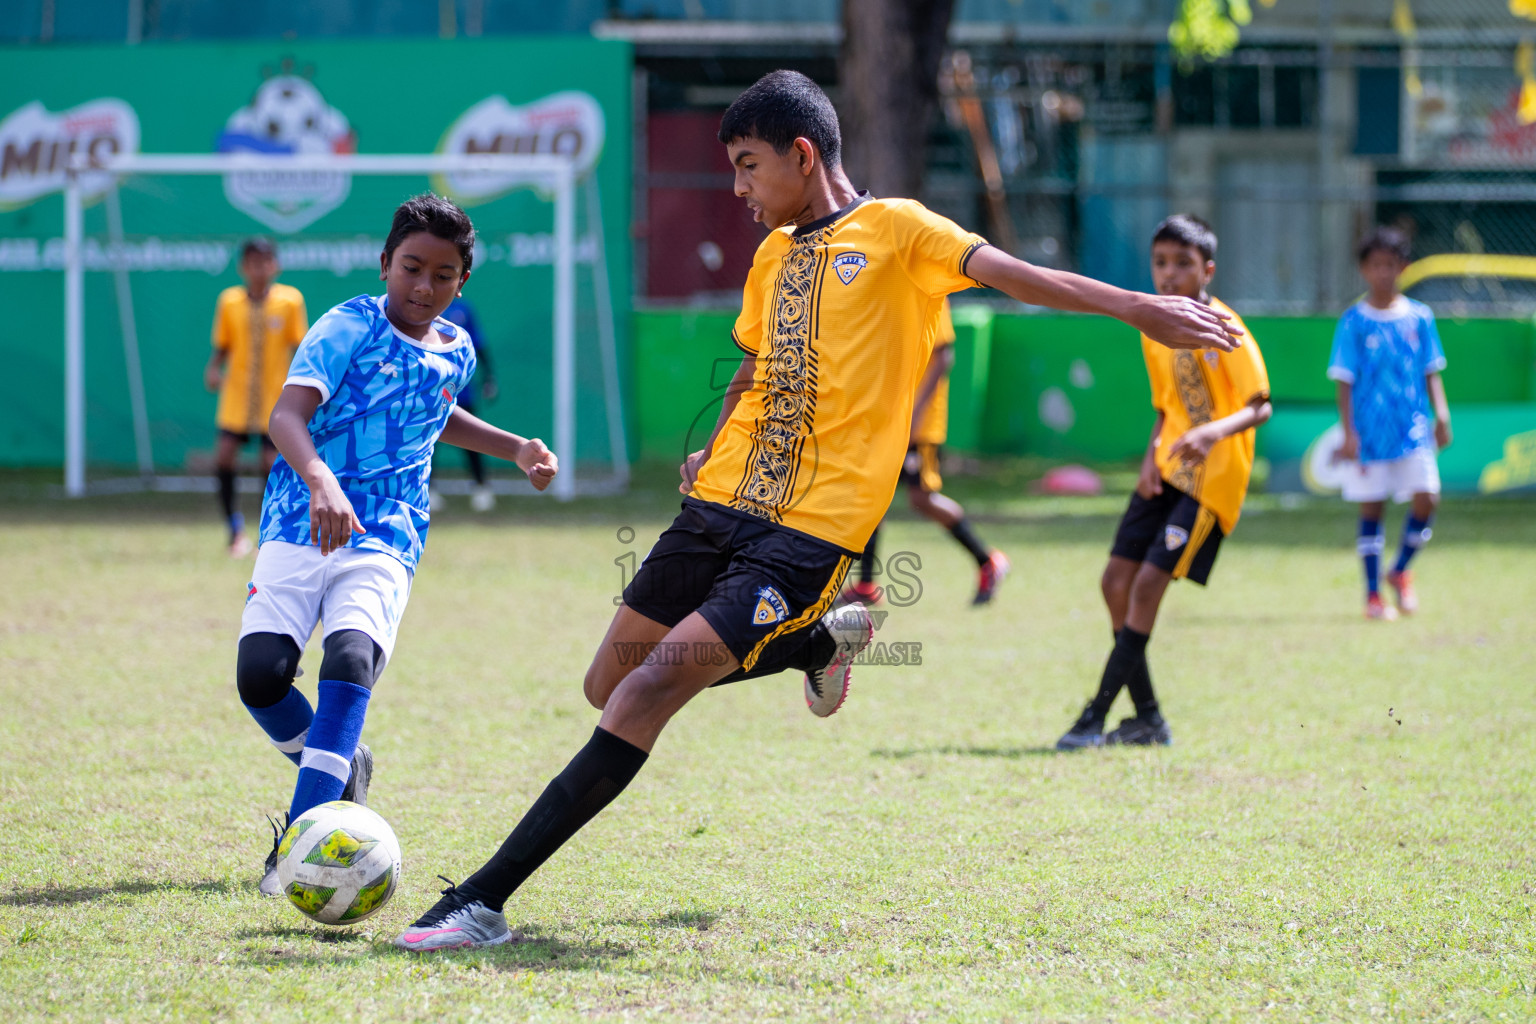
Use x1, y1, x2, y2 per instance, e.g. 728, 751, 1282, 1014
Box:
1327, 297, 1446, 464
259, 294, 477, 571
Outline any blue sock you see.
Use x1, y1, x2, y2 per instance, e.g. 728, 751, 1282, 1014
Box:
1358, 518, 1384, 596
1393, 514, 1433, 574
289, 679, 370, 820
230, 510, 245, 535
242, 686, 313, 767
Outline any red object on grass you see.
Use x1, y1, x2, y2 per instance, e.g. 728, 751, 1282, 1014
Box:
1036, 464, 1104, 496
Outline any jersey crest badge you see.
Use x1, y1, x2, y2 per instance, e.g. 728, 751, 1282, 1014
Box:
1164, 525, 1189, 551
832, 252, 868, 285
751, 585, 790, 626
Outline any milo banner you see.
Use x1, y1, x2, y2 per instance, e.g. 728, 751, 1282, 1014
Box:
1262, 404, 1536, 496
0, 38, 631, 469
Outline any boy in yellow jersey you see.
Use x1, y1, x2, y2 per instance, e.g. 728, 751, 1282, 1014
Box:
396, 73, 1242, 951
204, 238, 307, 556
1057, 215, 1271, 750
846, 299, 1010, 606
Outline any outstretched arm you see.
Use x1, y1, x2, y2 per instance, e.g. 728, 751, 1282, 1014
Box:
679, 354, 756, 494
440, 406, 558, 491
966, 246, 1242, 352
268, 384, 365, 555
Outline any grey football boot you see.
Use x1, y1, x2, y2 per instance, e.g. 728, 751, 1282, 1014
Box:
394, 877, 513, 952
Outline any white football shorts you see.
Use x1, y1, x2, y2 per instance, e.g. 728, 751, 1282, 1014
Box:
240, 541, 413, 665
1340, 446, 1441, 503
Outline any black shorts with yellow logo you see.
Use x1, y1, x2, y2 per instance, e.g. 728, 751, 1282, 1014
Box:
623, 498, 855, 669
1110, 483, 1225, 586
899, 443, 944, 493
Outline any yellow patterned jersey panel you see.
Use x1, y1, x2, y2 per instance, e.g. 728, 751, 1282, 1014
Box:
1144, 297, 1270, 534
212, 283, 308, 434
696, 197, 986, 551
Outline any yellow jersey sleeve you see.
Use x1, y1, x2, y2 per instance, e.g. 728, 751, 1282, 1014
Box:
889, 200, 988, 298
731, 234, 784, 355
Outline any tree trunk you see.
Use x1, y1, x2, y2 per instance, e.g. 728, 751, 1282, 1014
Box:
838, 0, 956, 201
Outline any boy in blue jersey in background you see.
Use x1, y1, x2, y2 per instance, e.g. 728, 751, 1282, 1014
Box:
1328, 226, 1452, 620
234, 194, 558, 896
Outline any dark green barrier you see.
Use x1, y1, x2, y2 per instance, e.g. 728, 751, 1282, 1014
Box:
630, 307, 1536, 471
1245, 315, 1535, 404
633, 309, 735, 464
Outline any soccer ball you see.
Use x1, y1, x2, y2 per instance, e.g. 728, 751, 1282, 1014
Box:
275, 801, 401, 926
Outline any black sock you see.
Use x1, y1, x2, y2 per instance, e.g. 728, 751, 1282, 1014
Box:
466, 449, 486, 485
217, 467, 238, 532
1116, 627, 1158, 717
1088, 627, 1151, 717
859, 527, 878, 583
711, 621, 835, 687
460, 727, 648, 911
948, 518, 992, 567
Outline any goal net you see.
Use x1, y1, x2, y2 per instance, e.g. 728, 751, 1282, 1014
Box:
59, 152, 627, 501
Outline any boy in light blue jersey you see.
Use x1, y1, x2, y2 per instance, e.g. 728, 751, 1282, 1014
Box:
236, 194, 558, 897
1328, 226, 1452, 620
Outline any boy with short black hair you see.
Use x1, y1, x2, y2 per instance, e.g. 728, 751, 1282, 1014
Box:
205, 237, 307, 556
1057, 214, 1271, 749
396, 72, 1242, 951
235, 193, 557, 897
1329, 225, 1451, 619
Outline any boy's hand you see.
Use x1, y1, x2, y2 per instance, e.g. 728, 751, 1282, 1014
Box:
306, 466, 365, 556
679, 450, 708, 494
1136, 458, 1164, 499
1130, 294, 1243, 352
1435, 417, 1453, 450
1335, 428, 1360, 463
1167, 424, 1217, 465
482, 379, 499, 403
517, 438, 558, 491
204, 365, 222, 392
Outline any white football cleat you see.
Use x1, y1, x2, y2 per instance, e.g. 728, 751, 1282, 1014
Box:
804, 602, 873, 718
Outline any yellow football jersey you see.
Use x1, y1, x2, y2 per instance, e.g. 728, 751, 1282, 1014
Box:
1144, 297, 1270, 534
212, 283, 307, 434
911, 299, 956, 446
691, 196, 986, 552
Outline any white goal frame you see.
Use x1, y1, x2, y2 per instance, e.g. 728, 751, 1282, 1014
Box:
62, 152, 629, 502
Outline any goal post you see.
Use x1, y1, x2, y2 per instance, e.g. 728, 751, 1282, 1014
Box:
61, 151, 627, 501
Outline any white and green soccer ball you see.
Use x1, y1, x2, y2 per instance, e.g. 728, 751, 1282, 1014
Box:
275, 801, 401, 926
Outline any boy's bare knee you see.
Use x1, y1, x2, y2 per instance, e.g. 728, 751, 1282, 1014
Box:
583, 664, 617, 710
1101, 563, 1133, 601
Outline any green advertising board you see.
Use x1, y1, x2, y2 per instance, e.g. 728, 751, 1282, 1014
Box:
1261, 403, 1536, 496
0, 37, 631, 471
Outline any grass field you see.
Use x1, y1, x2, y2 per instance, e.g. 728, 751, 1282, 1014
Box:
2, 467, 1534, 1023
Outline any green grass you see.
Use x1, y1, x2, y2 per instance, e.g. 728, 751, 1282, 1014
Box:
2, 468, 1534, 1022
